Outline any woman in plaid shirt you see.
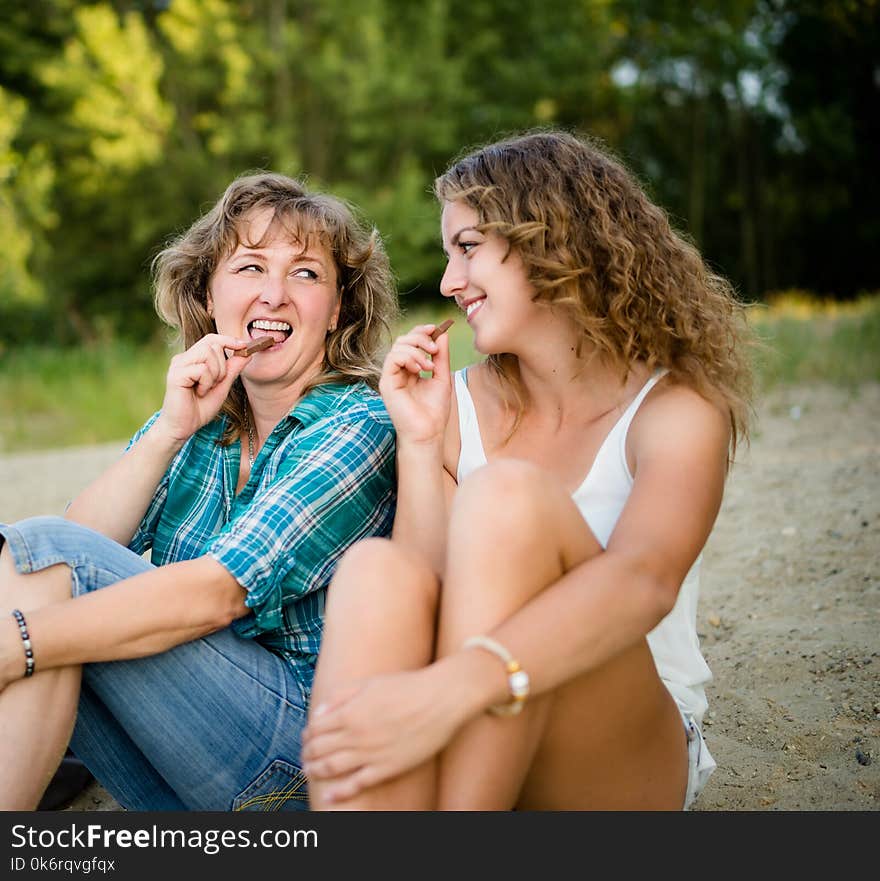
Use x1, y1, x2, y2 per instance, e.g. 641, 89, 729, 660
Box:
0, 173, 398, 810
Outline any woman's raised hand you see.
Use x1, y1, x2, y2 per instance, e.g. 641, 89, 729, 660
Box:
155, 334, 252, 444
378, 324, 452, 447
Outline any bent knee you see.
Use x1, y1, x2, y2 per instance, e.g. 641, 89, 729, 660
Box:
334, 538, 435, 584
0, 547, 73, 610
452, 459, 559, 530
327, 539, 439, 619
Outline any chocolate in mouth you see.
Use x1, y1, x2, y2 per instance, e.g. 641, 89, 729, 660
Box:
243, 336, 274, 355
247, 320, 292, 341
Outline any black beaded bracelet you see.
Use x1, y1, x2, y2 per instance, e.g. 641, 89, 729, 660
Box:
11, 609, 35, 677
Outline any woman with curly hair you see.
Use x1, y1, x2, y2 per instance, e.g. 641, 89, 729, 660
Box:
302, 131, 753, 810
0, 172, 398, 810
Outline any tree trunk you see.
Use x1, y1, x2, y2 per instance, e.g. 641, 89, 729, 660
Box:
689, 90, 707, 247
734, 103, 759, 299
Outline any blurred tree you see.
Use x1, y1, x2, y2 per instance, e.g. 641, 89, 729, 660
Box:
31, 3, 174, 339
247, 0, 471, 296
444, 0, 619, 138
771, 0, 880, 297
0, 0, 876, 347
0, 87, 56, 309
610, 0, 784, 299
0, 0, 76, 342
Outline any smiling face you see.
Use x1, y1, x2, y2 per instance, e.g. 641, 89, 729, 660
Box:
206, 206, 341, 393
440, 200, 542, 356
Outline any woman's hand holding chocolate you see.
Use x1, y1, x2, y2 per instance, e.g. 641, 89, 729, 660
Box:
379, 324, 452, 448
155, 333, 252, 445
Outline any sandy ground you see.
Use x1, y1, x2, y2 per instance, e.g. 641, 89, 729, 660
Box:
1, 382, 877, 812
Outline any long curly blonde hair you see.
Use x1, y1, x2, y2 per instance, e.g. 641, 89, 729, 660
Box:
153, 172, 398, 443
435, 130, 754, 457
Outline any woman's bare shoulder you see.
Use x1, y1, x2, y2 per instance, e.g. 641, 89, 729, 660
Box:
629, 377, 731, 465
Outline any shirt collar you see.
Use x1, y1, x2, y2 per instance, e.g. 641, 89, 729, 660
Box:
288, 382, 356, 427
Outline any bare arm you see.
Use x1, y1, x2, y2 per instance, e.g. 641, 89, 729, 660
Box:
0, 556, 247, 687
391, 448, 458, 577
64, 421, 184, 545
382, 325, 457, 575
440, 383, 731, 710
65, 333, 250, 544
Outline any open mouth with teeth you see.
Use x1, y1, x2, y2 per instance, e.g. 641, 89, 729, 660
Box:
464, 298, 486, 320
247, 319, 292, 347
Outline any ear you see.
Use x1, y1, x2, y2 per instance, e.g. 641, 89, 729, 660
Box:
328, 295, 342, 333
206, 292, 214, 318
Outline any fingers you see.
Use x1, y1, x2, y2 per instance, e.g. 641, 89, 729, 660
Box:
397, 324, 441, 356
318, 767, 379, 805
194, 345, 227, 397
385, 342, 434, 376
302, 713, 364, 788
302, 730, 366, 782
431, 332, 452, 382
302, 687, 379, 782
302, 747, 364, 782
383, 323, 451, 379
302, 735, 384, 805
169, 335, 248, 397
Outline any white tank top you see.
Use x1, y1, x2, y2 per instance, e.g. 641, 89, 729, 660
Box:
454, 367, 712, 722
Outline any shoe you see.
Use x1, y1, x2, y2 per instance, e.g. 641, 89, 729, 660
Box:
38, 750, 94, 810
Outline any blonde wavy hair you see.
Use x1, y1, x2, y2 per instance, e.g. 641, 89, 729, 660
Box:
153, 172, 398, 444
435, 130, 754, 457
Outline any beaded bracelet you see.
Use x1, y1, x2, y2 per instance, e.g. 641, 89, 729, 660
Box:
11, 609, 35, 677
462, 635, 530, 716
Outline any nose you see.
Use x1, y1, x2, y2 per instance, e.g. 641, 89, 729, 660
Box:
259, 272, 289, 309
439, 258, 465, 300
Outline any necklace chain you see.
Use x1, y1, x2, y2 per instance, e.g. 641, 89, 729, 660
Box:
245, 412, 256, 469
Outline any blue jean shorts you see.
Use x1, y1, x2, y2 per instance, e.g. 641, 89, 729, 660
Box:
682, 710, 716, 811
0, 516, 312, 811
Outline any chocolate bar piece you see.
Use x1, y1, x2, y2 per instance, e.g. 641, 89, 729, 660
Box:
243, 336, 274, 355
430, 319, 454, 341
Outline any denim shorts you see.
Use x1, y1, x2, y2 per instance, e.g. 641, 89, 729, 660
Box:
0, 516, 312, 811
682, 710, 716, 811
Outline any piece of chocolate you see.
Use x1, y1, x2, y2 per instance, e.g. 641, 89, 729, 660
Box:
430, 319, 454, 341
242, 336, 274, 355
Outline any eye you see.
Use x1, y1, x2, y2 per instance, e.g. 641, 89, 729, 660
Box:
236, 263, 263, 274
291, 267, 319, 280
459, 241, 479, 255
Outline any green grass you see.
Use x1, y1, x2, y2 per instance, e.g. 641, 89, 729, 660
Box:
1, 293, 877, 453
0, 340, 169, 453
749, 292, 880, 389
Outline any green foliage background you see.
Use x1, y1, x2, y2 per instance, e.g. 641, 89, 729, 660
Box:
2, 0, 878, 350
1, 1, 878, 451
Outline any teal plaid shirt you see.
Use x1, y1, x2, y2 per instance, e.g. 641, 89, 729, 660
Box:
127, 382, 396, 675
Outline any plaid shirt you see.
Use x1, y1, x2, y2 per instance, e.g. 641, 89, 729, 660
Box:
128, 382, 396, 677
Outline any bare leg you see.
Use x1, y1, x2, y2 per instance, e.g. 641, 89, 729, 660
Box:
435, 460, 688, 810
311, 461, 688, 811
308, 538, 440, 810
0, 546, 81, 809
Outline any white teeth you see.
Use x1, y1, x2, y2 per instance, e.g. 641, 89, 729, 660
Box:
251, 320, 291, 331
466, 300, 483, 317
